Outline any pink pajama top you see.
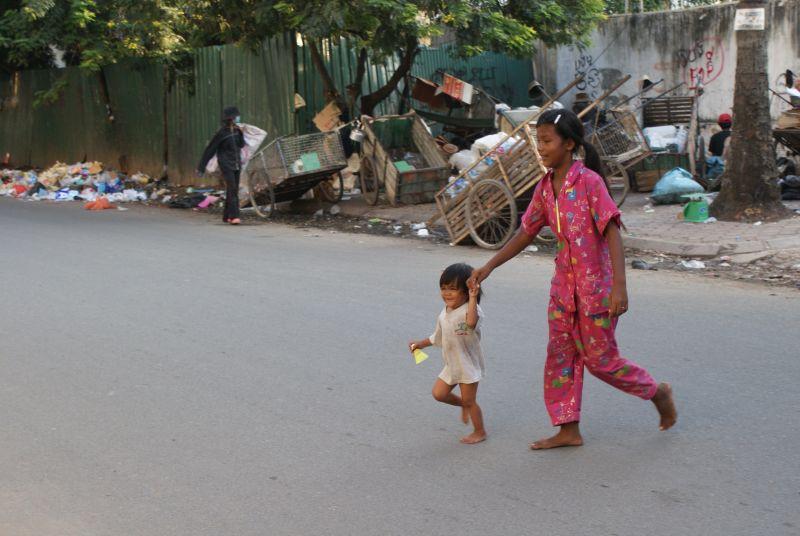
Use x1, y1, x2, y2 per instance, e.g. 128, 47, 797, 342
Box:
521, 160, 622, 316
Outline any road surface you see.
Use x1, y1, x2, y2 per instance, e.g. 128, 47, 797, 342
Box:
1, 198, 798, 535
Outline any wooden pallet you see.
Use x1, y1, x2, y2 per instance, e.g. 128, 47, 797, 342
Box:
642, 96, 694, 127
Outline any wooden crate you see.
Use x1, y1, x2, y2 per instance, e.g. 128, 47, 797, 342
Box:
434, 124, 546, 245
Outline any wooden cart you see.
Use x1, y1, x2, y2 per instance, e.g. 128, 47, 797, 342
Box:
433, 123, 546, 249
358, 112, 450, 206
246, 131, 348, 218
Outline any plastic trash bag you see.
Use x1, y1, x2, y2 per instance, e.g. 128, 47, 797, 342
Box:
206, 123, 268, 174
651, 167, 704, 205
705, 156, 725, 181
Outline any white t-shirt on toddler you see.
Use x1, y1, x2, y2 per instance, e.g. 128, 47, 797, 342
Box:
430, 302, 485, 385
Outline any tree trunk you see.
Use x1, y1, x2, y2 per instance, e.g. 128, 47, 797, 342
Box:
346, 48, 368, 117
360, 37, 418, 116
710, 0, 788, 221
308, 40, 347, 112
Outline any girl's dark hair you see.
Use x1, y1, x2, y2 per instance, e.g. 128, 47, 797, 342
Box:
440, 263, 481, 303
536, 108, 610, 191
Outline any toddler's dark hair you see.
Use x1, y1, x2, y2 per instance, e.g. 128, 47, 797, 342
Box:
536, 109, 611, 191
440, 263, 481, 303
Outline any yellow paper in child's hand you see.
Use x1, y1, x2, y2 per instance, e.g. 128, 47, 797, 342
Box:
413, 349, 429, 364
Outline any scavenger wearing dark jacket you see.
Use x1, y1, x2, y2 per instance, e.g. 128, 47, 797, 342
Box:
197, 126, 245, 173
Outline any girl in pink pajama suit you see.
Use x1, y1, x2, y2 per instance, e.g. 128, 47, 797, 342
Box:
470, 110, 677, 450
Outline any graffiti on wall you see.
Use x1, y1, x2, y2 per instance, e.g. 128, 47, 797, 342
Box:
574, 53, 601, 99
671, 37, 725, 88
573, 52, 627, 102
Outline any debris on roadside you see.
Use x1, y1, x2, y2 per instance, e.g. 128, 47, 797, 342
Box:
631, 259, 658, 270
680, 259, 706, 269
1, 161, 155, 204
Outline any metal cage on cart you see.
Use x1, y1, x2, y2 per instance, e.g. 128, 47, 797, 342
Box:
246, 131, 348, 218
589, 110, 652, 206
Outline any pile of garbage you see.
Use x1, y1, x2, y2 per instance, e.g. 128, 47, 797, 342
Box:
0, 161, 152, 205
444, 132, 521, 198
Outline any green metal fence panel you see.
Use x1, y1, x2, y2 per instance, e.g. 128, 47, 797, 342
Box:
0, 71, 34, 167
412, 46, 534, 108
166, 38, 296, 185
103, 60, 166, 178
166, 46, 225, 186
1, 67, 116, 169
220, 36, 296, 142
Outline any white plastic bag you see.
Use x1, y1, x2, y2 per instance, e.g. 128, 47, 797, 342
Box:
205, 123, 268, 173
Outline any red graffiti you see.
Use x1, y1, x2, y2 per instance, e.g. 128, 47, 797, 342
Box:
675, 37, 725, 88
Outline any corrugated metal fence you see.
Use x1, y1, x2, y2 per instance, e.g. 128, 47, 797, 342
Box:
0, 37, 533, 185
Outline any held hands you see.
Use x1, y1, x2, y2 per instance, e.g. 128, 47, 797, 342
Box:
468, 265, 492, 290
608, 282, 629, 317
467, 278, 480, 298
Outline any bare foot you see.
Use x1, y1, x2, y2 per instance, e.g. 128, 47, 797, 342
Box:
460, 431, 486, 444
530, 425, 583, 450
461, 406, 470, 425
652, 382, 677, 431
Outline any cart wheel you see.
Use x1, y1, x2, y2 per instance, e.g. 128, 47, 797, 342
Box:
315, 172, 344, 203
248, 169, 276, 219
466, 179, 518, 250
606, 161, 630, 208
360, 157, 379, 206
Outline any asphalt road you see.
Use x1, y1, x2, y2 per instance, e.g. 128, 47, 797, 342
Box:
1, 198, 799, 536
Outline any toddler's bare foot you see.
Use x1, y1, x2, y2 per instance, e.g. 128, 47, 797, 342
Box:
461, 406, 470, 425
530, 425, 583, 450
652, 382, 677, 431
460, 431, 486, 444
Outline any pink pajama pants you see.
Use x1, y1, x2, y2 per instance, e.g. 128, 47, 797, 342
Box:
544, 299, 658, 426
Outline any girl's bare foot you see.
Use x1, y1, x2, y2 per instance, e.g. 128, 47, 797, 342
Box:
461, 406, 470, 425
652, 382, 677, 431
460, 431, 486, 444
530, 423, 583, 450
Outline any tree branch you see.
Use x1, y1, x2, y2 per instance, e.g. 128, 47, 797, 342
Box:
308, 39, 340, 105
347, 47, 368, 115
360, 36, 418, 116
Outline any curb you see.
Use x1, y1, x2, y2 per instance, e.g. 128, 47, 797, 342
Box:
622, 235, 722, 257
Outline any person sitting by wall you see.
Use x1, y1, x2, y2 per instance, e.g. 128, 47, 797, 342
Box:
706, 113, 732, 182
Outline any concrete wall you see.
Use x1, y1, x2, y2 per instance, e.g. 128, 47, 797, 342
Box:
533, 0, 800, 123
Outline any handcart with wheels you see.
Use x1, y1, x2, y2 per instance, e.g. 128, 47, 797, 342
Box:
432, 122, 547, 249
246, 131, 347, 218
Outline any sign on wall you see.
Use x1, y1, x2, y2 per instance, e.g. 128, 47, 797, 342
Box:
734, 8, 766, 31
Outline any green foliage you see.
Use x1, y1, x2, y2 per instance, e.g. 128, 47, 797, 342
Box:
32, 74, 66, 107
0, 0, 199, 72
